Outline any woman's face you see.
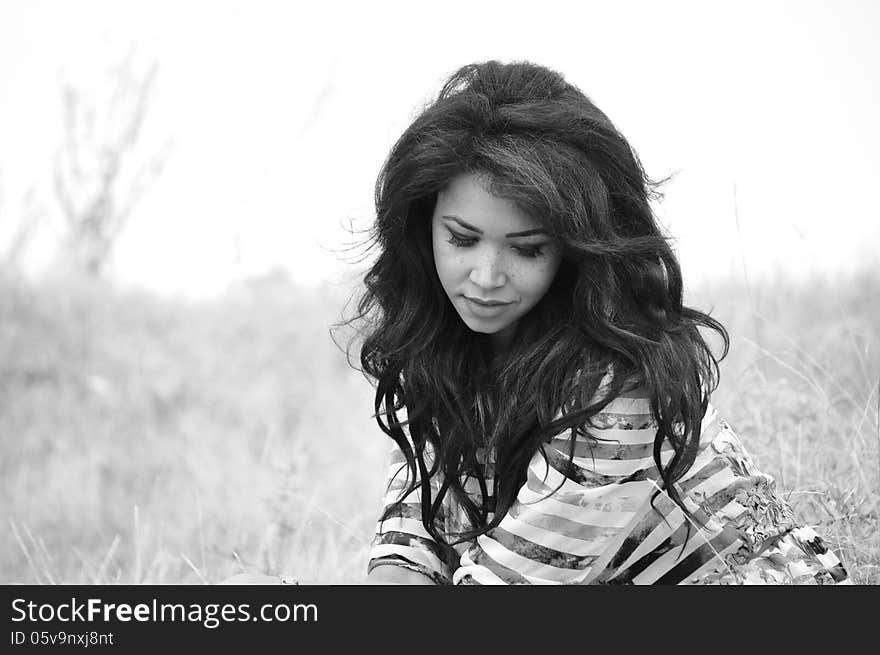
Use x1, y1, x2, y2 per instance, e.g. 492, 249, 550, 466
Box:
431, 172, 563, 352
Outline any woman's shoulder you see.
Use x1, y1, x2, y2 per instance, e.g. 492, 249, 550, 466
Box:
570, 364, 652, 416
600, 380, 652, 413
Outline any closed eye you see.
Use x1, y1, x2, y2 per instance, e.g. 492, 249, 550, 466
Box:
447, 231, 477, 248
447, 228, 548, 258
512, 245, 544, 258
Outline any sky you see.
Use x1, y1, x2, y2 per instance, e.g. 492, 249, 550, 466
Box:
0, 0, 878, 298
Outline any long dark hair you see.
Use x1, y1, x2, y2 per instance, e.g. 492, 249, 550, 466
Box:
345, 60, 728, 553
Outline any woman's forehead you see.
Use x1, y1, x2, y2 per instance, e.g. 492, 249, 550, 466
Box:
434, 172, 543, 234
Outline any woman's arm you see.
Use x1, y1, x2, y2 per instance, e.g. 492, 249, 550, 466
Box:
217, 573, 285, 584
365, 565, 435, 585
365, 443, 454, 585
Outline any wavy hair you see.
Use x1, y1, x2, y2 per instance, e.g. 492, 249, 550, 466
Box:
344, 60, 729, 553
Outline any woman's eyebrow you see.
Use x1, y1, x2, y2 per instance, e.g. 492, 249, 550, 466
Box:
442, 215, 482, 233
441, 215, 548, 238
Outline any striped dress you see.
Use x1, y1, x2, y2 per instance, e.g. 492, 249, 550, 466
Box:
367, 393, 851, 585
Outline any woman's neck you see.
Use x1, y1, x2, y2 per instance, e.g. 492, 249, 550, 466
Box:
489, 321, 518, 361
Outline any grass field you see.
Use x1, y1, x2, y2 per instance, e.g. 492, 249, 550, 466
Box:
2, 268, 877, 584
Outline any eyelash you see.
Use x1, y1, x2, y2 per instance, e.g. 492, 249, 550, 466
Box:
446, 233, 544, 258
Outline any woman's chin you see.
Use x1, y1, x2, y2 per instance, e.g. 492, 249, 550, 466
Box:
460, 318, 505, 335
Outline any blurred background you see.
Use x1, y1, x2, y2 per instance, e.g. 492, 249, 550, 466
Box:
1, 0, 877, 583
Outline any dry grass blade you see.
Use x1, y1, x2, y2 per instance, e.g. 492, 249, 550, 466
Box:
71, 546, 98, 583
753, 311, 862, 411
22, 523, 56, 584
231, 550, 246, 575
181, 553, 209, 584
741, 337, 828, 405
35, 535, 58, 585
95, 535, 121, 585
133, 505, 142, 584
196, 492, 207, 580
9, 518, 43, 584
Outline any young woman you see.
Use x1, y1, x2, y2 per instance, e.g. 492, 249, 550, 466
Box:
354, 60, 850, 585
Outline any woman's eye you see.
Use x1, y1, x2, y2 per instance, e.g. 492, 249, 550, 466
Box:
447, 232, 477, 247
513, 245, 543, 258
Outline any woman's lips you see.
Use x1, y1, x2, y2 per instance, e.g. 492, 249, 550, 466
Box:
463, 296, 514, 317
464, 296, 512, 306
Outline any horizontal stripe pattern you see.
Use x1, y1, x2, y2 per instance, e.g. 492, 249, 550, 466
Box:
368, 401, 850, 585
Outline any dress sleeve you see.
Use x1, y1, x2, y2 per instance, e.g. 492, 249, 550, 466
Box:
452, 397, 851, 585
366, 442, 458, 585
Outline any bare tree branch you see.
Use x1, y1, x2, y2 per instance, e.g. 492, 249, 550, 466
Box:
2, 187, 48, 271
52, 50, 168, 277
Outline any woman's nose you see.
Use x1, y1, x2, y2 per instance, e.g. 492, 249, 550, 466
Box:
469, 249, 507, 289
